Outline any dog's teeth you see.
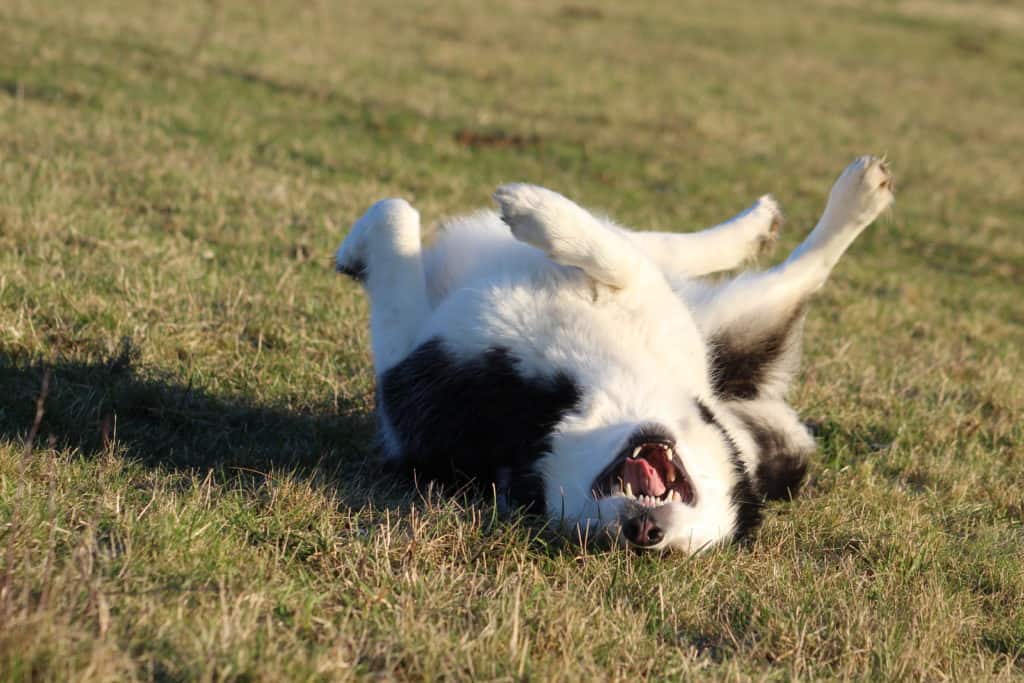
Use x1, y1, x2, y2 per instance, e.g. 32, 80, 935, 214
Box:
631, 447, 642, 459
625, 483, 633, 498
669, 490, 679, 503
667, 468, 676, 483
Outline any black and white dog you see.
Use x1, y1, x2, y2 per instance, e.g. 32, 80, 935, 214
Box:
336, 156, 893, 553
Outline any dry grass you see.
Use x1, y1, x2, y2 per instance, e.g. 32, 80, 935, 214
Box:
1, 0, 1022, 679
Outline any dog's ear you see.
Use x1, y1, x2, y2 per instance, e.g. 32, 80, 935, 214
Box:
730, 399, 815, 501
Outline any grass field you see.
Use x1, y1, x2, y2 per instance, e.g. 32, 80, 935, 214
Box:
2, 0, 1023, 679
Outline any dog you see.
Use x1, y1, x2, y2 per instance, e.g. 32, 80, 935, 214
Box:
335, 156, 893, 553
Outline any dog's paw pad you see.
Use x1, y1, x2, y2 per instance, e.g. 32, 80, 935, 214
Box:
493, 183, 573, 251
494, 183, 562, 220
745, 194, 782, 259
759, 195, 784, 234
828, 155, 895, 223
755, 194, 784, 254
867, 156, 894, 193
335, 257, 367, 281
494, 183, 545, 213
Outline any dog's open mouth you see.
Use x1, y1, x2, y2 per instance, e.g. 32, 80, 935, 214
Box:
593, 440, 695, 507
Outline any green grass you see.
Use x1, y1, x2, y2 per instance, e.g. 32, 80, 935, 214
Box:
2, 0, 1023, 679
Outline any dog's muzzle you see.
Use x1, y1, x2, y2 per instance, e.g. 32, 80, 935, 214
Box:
592, 429, 696, 547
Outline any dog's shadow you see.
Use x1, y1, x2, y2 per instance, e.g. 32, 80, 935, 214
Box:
0, 341, 410, 512
2, 341, 580, 564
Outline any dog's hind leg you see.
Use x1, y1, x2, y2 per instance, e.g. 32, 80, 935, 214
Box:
493, 183, 657, 289
622, 195, 784, 278
335, 199, 430, 375
693, 156, 894, 401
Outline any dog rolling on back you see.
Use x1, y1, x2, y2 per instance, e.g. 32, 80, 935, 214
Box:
336, 156, 893, 553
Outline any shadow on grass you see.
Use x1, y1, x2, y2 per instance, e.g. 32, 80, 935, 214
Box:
0, 340, 392, 509
0, 340, 581, 561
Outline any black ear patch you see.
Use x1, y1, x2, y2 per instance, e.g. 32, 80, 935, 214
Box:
379, 338, 581, 513
738, 411, 811, 501
708, 306, 805, 401
755, 451, 808, 501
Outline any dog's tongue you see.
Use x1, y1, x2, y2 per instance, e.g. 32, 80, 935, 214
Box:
622, 458, 666, 497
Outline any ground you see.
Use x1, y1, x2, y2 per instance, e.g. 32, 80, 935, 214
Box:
1, 0, 1023, 680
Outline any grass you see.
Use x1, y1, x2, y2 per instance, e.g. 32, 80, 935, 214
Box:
1, 0, 1023, 679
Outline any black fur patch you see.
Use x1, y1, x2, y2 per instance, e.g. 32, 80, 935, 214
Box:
380, 338, 581, 513
695, 399, 716, 425
336, 258, 367, 282
755, 455, 807, 501
708, 307, 805, 401
695, 399, 762, 542
738, 413, 809, 501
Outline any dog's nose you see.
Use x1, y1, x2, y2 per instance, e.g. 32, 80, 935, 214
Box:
624, 513, 663, 547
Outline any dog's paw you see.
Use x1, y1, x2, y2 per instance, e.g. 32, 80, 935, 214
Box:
826, 155, 894, 227
749, 194, 784, 258
493, 183, 584, 255
335, 198, 418, 281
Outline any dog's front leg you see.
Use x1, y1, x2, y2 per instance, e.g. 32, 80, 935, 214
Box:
740, 155, 894, 308
785, 156, 894, 274
493, 183, 656, 289
622, 194, 784, 278
335, 199, 430, 375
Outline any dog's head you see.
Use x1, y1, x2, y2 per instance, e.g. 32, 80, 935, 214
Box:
537, 391, 815, 553
534, 304, 817, 553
